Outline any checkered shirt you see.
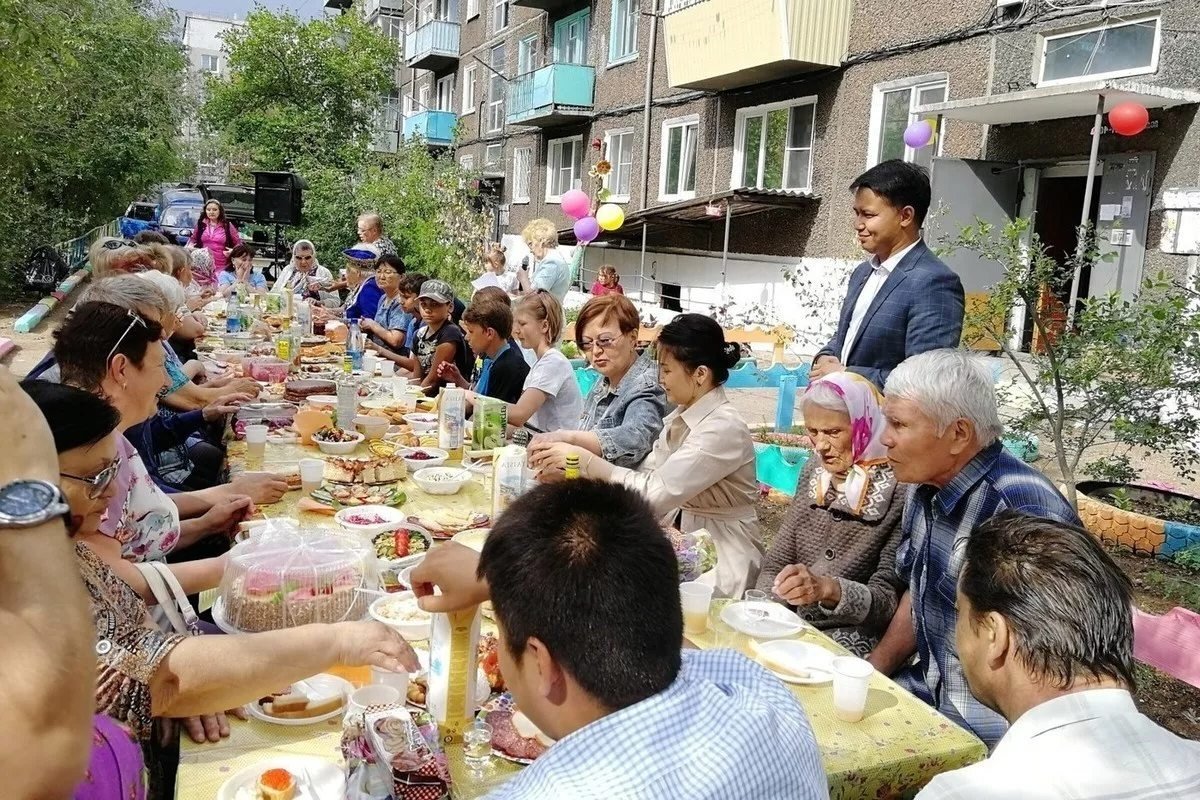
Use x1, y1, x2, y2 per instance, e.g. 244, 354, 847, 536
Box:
894, 441, 1080, 748
484, 649, 828, 800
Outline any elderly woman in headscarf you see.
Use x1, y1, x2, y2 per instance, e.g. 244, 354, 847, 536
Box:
272, 239, 333, 301
186, 246, 218, 294
755, 371, 907, 657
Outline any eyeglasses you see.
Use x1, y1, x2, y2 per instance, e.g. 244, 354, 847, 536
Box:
61, 457, 122, 500
102, 239, 135, 251
106, 309, 150, 366
580, 334, 621, 352
295, 254, 314, 261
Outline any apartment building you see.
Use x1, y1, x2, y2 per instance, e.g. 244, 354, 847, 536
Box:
400, 0, 1199, 351
180, 13, 245, 182
362, 0, 414, 152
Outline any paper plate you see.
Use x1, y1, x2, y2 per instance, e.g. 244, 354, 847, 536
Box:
720, 601, 809, 639
450, 527, 490, 552
753, 640, 835, 685
216, 754, 344, 800
245, 673, 354, 726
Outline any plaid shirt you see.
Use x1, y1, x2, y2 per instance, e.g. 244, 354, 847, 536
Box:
578, 353, 669, 468
916, 689, 1200, 799
485, 649, 828, 800
894, 441, 1080, 748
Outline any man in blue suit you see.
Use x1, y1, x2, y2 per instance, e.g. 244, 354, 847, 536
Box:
812, 160, 964, 390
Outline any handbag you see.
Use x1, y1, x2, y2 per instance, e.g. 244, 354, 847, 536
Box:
135, 560, 201, 636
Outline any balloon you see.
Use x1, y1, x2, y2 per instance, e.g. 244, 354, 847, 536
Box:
560, 189, 591, 220
574, 216, 600, 244
1109, 102, 1149, 136
596, 203, 625, 231
903, 119, 934, 149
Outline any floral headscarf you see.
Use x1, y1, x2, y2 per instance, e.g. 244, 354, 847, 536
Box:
188, 247, 216, 291
806, 371, 890, 515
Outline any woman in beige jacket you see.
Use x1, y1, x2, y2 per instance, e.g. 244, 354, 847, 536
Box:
531, 314, 761, 597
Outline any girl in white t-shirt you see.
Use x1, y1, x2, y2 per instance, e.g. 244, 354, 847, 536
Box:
477, 289, 582, 433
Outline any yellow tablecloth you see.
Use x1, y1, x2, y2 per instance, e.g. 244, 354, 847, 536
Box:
180, 442, 985, 799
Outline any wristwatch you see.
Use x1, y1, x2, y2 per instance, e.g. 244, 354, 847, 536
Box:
0, 480, 71, 530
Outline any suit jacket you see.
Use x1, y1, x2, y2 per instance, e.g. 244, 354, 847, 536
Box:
816, 240, 964, 389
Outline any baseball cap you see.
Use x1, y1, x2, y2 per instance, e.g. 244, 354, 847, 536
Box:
342, 241, 381, 264
418, 279, 454, 304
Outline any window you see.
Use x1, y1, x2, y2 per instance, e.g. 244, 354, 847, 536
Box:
1039, 15, 1160, 85
487, 43, 505, 132
546, 136, 583, 201
732, 99, 815, 192
418, 84, 431, 112
200, 54, 219, 74
659, 116, 698, 201
467, 0, 479, 19
493, 0, 509, 33
603, 128, 634, 202
381, 92, 402, 132
436, 75, 454, 111
518, 34, 538, 76
609, 0, 638, 64
403, 93, 414, 117
512, 146, 532, 203
380, 15, 404, 44
554, 10, 590, 65
868, 76, 947, 170
485, 143, 503, 171
461, 154, 475, 170
461, 63, 476, 114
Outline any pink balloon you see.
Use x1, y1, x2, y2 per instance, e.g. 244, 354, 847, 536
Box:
574, 216, 600, 244
561, 189, 591, 220
903, 119, 934, 149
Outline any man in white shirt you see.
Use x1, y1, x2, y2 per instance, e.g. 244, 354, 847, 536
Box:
917, 512, 1200, 799
813, 160, 964, 390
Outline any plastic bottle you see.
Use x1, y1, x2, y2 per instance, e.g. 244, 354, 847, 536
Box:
296, 298, 312, 337
438, 386, 466, 461
288, 322, 302, 371
493, 434, 529, 518
225, 295, 240, 333
348, 320, 363, 372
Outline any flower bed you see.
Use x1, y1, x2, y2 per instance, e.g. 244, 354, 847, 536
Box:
1077, 480, 1200, 559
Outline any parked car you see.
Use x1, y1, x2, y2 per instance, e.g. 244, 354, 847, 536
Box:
118, 201, 158, 240
150, 187, 203, 245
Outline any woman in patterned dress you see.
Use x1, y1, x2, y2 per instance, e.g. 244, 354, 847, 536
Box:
755, 372, 907, 657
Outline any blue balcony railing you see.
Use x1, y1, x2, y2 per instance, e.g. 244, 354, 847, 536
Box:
404, 20, 460, 69
506, 63, 595, 125
403, 110, 457, 145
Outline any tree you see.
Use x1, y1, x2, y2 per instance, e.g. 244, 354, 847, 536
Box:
949, 218, 1200, 507
0, 0, 187, 296
201, 10, 400, 174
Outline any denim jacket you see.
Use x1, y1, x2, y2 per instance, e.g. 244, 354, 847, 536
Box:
580, 352, 669, 468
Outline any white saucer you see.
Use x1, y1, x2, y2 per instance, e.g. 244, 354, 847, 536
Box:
720, 601, 809, 639
217, 754, 344, 800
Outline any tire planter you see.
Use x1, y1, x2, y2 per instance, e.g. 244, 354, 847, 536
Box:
1076, 480, 1200, 559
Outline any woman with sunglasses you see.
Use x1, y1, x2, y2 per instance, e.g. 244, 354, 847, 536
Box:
528, 294, 667, 470
187, 200, 241, 281
22, 379, 419, 800
271, 239, 332, 300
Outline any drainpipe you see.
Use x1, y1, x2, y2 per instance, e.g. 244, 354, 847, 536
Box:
638, 0, 659, 212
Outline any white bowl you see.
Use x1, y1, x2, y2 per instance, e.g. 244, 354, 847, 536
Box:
353, 415, 390, 439
403, 412, 439, 433
412, 466, 472, 496
306, 394, 338, 410
369, 591, 431, 640
398, 446, 449, 470
314, 430, 365, 455
334, 504, 407, 537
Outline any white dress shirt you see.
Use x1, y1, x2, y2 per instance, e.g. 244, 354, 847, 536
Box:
840, 239, 920, 364
916, 688, 1200, 799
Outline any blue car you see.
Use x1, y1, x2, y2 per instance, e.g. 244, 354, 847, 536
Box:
118, 201, 158, 240
152, 188, 204, 245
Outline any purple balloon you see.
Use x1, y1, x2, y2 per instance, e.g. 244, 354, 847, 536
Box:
903, 120, 934, 149
574, 216, 601, 244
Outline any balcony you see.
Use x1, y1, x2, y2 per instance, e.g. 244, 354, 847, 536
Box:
506, 63, 595, 128
405, 20, 460, 72
403, 110, 457, 146
664, 0, 852, 91
512, 0, 576, 10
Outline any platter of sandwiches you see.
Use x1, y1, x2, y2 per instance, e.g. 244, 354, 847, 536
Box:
246, 673, 352, 726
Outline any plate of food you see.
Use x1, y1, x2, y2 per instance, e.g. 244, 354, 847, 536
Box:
720, 601, 810, 640
218, 755, 344, 800
245, 673, 353, 726
481, 694, 554, 764
372, 526, 432, 564
408, 510, 491, 539
750, 640, 835, 685
450, 527, 489, 553
310, 483, 406, 509
369, 591, 432, 640
404, 651, 491, 710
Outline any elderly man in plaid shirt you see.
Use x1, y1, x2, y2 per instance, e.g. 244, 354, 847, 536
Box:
411, 480, 828, 799
868, 349, 1080, 748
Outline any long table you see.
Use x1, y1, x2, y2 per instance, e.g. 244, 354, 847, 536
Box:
178, 439, 985, 799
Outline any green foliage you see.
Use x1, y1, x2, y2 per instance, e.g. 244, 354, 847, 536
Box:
1173, 545, 1200, 574
201, 9, 400, 173
948, 217, 1200, 507
1106, 487, 1135, 512
0, 0, 187, 297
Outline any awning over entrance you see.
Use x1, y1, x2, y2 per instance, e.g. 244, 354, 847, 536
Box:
558, 186, 818, 245
914, 79, 1200, 124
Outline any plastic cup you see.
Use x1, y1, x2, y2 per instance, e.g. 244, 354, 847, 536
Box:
362, 352, 379, 375
346, 684, 401, 719
244, 424, 268, 459
370, 666, 410, 698
298, 458, 324, 494
680, 581, 715, 636
378, 360, 395, 378
831, 656, 874, 722
462, 720, 493, 769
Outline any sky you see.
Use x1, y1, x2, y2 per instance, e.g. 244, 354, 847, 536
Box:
167, 0, 323, 20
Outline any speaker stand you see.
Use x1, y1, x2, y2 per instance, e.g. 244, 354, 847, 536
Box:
265, 224, 287, 283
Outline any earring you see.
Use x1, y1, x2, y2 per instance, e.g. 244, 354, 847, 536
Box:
122, 382, 128, 390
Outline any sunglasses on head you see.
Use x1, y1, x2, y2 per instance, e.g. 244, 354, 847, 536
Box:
61, 456, 122, 500
103, 239, 135, 251
106, 309, 152, 366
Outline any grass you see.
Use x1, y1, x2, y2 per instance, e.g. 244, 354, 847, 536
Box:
1142, 569, 1200, 613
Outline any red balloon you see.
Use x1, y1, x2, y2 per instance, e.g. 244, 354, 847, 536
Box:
1109, 102, 1149, 136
